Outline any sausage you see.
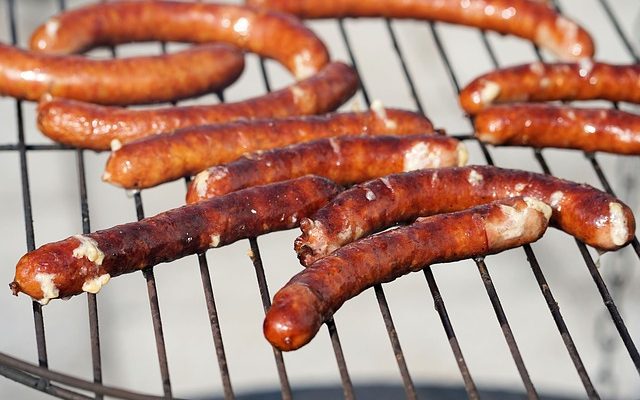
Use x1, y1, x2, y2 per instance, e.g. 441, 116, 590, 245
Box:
246, 0, 594, 61
0, 42, 244, 105
474, 104, 640, 155
37, 62, 359, 150
104, 107, 437, 190
459, 61, 640, 114
267, 196, 551, 351
30, 0, 329, 79
10, 176, 341, 305
186, 135, 466, 203
295, 165, 635, 266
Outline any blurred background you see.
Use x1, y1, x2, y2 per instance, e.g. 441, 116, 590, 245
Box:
1, 0, 639, 399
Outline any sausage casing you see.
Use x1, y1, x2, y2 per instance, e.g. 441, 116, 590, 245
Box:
0, 43, 244, 105
267, 197, 551, 351
104, 108, 437, 190
459, 62, 640, 114
247, 0, 594, 61
37, 62, 359, 150
186, 135, 466, 203
30, 0, 329, 79
296, 165, 635, 265
475, 104, 640, 155
11, 176, 341, 304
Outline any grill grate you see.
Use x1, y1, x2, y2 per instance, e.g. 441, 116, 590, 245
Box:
1, 0, 639, 399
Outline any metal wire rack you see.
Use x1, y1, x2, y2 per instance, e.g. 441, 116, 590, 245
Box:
0, 0, 639, 399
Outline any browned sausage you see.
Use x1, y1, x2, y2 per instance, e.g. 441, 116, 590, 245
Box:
267, 196, 551, 351
296, 165, 635, 266
30, 1, 329, 79
10, 176, 341, 305
475, 104, 640, 154
105, 108, 437, 190
186, 135, 466, 203
0, 43, 244, 105
247, 0, 593, 61
459, 62, 640, 114
37, 62, 359, 150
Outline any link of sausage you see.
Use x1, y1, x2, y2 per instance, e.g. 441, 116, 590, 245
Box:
10, 176, 341, 305
295, 165, 635, 266
105, 108, 437, 190
0, 43, 244, 105
267, 196, 551, 351
247, 0, 593, 61
475, 104, 640, 154
459, 62, 640, 114
37, 62, 359, 150
30, 1, 329, 79
186, 135, 466, 203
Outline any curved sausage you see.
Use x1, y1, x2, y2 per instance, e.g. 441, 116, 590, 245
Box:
459, 62, 640, 114
247, 0, 593, 61
186, 135, 467, 203
0, 43, 244, 105
104, 108, 437, 190
267, 196, 551, 351
30, 1, 329, 79
10, 176, 341, 305
475, 104, 640, 154
37, 62, 359, 150
295, 165, 635, 266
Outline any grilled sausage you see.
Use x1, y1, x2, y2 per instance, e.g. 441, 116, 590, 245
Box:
267, 197, 551, 351
296, 165, 635, 266
10, 176, 341, 305
105, 108, 437, 190
475, 104, 640, 154
0, 43, 244, 105
186, 135, 466, 203
30, 0, 329, 79
37, 62, 358, 150
459, 62, 640, 114
247, 0, 593, 61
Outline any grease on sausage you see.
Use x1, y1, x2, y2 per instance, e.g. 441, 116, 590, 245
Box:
247, 0, 593, 61
186, 135, 466, 203
31, 0, 329, 79
10, 176, 341, 304
459, 62, 640, 114
0, 43, 244, 105
37, 62, 359, 150
266, 197, 551, 351
475, 104, 640, 154
296, 165, 635, 266
105, 108, 437, 190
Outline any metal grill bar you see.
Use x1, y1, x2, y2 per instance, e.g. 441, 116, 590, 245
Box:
336, 19, 421, 400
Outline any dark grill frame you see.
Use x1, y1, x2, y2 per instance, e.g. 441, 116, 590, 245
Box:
0, 0, 639, 399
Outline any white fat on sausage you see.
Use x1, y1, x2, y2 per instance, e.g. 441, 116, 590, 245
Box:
82, 274, 111, 294
72, 235, 105, 266
609, 202, 629, 246
35, 272, 59, 305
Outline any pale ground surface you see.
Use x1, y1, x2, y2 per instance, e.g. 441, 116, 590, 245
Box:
1, 0, 639, 399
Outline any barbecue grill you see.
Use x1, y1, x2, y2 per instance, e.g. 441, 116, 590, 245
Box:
1, 0, 639, 399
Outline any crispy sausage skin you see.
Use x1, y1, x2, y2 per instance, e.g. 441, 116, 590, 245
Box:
37, 62, 358, 150
296, 166, 635, 266
105, 108, 437, 190
267, 197, 551, 351
247, 0, 593, 61
30, 1, 329, 79
475, 104, 640, 154
186, 135, 467, 203
10, 177, 341, 305
0, 43, 244, 105
459, 62, 640, 114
